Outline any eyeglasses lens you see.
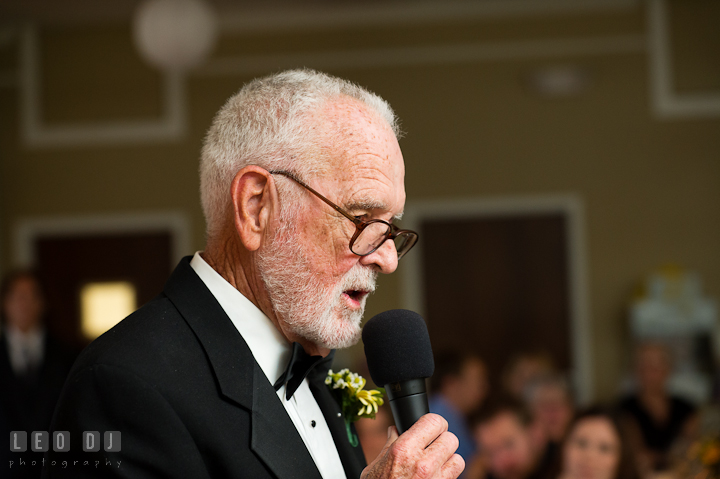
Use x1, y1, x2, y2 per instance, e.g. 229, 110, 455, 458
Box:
351, 222, 391, 255
394, 232, 417, 259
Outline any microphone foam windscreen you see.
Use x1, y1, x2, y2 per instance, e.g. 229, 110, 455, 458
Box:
362, 309, 435, 386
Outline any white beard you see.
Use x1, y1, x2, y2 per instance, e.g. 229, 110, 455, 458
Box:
257, 220, 377, 350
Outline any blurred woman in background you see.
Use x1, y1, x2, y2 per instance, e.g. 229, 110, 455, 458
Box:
556, 407, 641, 479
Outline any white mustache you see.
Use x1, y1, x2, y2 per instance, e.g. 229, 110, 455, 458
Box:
340, 266, 377, 294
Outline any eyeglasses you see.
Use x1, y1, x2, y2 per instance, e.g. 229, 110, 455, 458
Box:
268, 170, 419, 260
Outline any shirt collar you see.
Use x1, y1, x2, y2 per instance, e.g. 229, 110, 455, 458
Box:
5, 325, 45, 350
189, 251, 291, 385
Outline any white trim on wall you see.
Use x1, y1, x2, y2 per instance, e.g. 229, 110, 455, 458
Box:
5, 0, 716, 148
18, 25, 187, 148
647, 0, 720, 118
13, 211, 191, 269
400, 195, 593, 404
198, 34, 646, 78
220, 0, 640, 33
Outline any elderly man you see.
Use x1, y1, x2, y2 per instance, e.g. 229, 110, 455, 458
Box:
45, 70, 463, 479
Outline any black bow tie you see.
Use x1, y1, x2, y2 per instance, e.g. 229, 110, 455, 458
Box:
273, 342, 334, 400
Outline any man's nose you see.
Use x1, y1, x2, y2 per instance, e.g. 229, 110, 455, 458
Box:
359, 238, 398, 274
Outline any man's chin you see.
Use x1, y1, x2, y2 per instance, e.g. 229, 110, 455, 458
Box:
282, 299, 366, 350
315, 323, 362, 350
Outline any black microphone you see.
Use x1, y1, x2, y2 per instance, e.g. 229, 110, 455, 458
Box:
363, 309, 434, 434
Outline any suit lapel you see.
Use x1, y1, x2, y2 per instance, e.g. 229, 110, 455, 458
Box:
252, 365, 323, 479
309, 358, 368, 479
164, 257, 321, 479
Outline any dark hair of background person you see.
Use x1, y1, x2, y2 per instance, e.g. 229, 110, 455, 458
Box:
501, 350, 555, 397
430, 350, 483, 393
470, 395, 532, 429
556, 406, 643, 479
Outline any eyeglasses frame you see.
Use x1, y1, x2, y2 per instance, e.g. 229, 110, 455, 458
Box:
267, 169, 418, 259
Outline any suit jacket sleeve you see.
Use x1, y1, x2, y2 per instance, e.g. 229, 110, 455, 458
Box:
45, 363, 211, 479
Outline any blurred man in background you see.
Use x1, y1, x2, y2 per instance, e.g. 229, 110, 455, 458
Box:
523, 374, 574, 469
502, 352, 555, 402
472, 403, 555, 479
1, 270, 73, 479
618, 341, 697, 472
430, 351, 489, 467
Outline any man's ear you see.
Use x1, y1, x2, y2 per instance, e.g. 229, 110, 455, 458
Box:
230, 166, 278, 252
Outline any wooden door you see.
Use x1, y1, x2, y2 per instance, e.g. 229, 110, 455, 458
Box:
34, 232, 172, 349
421, 214, 570, 388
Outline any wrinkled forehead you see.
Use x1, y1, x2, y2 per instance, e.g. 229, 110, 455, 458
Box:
310, 98, 405, 212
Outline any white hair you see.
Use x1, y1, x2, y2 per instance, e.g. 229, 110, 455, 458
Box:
199, 68, 401, 238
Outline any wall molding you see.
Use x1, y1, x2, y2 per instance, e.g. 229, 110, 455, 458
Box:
219, 0, 640, 34
13, 211, 191, 269
198, 34, 646, 78
18, 25, 187, 148
400, 195, 593, 404
5, 0, 717, 148
647, 0, 720, 118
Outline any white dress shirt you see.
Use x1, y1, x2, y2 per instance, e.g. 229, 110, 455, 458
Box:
5, 326, 45, 376
190, 252, 347, 479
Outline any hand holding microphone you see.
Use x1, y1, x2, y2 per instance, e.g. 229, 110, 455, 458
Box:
361, 309, 464, 479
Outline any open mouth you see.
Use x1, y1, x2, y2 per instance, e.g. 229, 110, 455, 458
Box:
343, 289, 369, 304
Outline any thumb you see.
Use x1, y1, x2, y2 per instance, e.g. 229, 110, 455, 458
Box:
360, 426, 400, 479
383, 426, 399, 449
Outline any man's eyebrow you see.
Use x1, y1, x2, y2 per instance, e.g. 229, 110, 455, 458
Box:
344, 198, 404, 221
344, 198, 387, 212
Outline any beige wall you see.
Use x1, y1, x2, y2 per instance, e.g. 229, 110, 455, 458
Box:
1, 0, 718, 401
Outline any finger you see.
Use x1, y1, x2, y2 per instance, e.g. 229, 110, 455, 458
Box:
410, 430, 460, 478
425, 430, 460, 459
374, 426, 399, 461
398, 413, 449, 451
439, 453, 465, 479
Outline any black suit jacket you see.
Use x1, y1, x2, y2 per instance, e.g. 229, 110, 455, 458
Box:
44, 257, 366, 478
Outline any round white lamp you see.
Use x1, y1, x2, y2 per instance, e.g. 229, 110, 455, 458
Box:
132, 0, 218, 72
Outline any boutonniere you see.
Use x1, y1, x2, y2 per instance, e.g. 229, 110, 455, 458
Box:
325, 368, 385, 447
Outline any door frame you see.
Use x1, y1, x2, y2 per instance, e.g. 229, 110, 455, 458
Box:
12, 210, 191, 269
400, 195, 593, 403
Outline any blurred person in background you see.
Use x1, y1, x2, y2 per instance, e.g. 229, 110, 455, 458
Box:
503, 352, 555, 402
355, 405, 394, 464
1, 270, 74, 479
556, 407, 641, 479
524, 374, 575, 468
617, 342, 697, 472
469, 401, 556, 479
430, 351, 490, 467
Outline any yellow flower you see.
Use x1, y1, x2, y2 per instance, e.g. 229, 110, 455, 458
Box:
356, 389, 384, 417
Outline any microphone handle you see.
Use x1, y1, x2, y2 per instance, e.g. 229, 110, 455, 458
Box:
385, 379, 430, 435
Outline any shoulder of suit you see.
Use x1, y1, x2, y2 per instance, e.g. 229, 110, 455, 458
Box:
68, 294, 207, 387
